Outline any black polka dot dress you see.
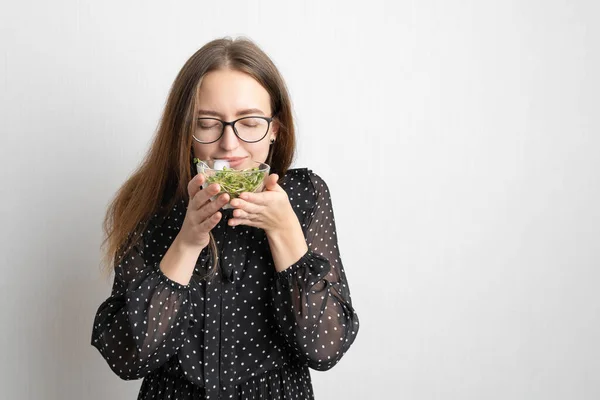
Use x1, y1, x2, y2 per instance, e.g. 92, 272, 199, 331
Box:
91, 168, 360, 399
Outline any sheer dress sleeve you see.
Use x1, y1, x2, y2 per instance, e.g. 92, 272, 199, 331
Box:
91, 217, 193, 380
271, 171, 360, 371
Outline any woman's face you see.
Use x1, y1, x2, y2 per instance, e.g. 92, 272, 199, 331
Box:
192, 68, 278, 170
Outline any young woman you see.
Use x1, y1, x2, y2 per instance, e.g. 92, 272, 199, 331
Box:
91, 37, 360, 400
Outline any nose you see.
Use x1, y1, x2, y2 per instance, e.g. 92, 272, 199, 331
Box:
219, 123, 240, 150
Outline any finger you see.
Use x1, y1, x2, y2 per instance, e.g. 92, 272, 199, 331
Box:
229, 197, 263, 214
228, 218, 259, 228
198, 210, 222, 232
232, 208, 254, 221
197, 193, 229, 223
187, 173, 206, 200
238, 191, 268, 206
193, 182, 222, 209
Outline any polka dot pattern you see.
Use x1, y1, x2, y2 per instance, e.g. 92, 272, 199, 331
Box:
91, 168, 360, 399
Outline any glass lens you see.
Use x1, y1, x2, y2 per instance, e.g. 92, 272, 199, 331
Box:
195, 118, 223, 142
234, 117, 269, 142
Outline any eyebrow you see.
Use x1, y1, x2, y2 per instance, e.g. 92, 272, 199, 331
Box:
197, 108, 266, 118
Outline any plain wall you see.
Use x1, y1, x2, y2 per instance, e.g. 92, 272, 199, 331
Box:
1, 0, 599, 399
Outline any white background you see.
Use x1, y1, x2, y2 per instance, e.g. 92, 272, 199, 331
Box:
1, 0, 599, 399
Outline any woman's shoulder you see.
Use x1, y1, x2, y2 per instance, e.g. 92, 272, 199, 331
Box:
281, 168, 331, 210
282, 167, 329, 191
140, 198, 186, 239
281, 167, 312, 191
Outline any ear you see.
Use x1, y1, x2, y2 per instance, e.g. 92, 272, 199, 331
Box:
271, 118, 279, 141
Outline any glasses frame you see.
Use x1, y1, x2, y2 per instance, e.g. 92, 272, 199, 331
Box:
192, 116, 274, 144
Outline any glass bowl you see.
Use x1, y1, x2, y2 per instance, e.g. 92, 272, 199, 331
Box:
195, 159, 270, 209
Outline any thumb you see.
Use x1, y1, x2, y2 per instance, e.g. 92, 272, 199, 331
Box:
264, 173, 280, 191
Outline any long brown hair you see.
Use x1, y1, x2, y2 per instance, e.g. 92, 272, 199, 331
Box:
100, 37, 296, 279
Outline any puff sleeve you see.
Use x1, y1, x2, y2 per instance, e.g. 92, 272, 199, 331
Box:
271, 171, 360, 371
91, 220, 193, 380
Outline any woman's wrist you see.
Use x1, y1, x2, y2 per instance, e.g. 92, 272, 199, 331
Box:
159, 234, 205, 285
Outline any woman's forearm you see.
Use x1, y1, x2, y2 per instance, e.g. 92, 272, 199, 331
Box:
266, 216, 309, 273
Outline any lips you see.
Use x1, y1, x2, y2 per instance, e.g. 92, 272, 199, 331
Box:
214, 156, 248, 168
216, 157, 246, 161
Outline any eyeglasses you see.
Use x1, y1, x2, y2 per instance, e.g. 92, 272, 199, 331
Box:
192, 116, 274, 144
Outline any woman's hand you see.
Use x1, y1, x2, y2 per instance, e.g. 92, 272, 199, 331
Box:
227, 173, 297, 234
178, 173, 230, 250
